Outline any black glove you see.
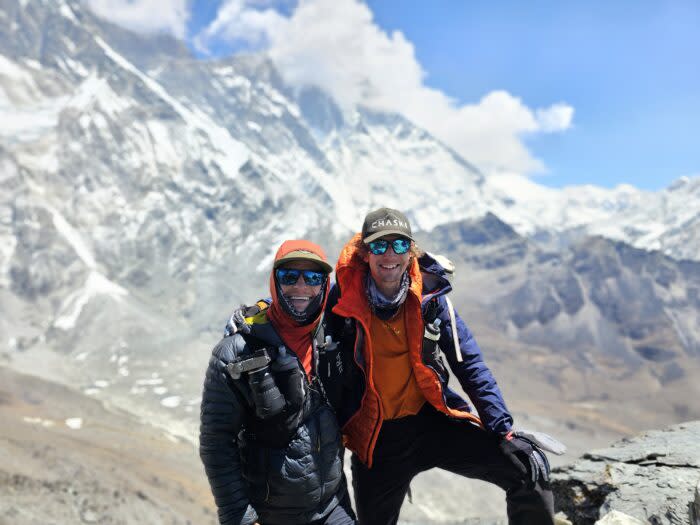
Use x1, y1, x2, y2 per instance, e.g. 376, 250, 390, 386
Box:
499, 430, 551, 485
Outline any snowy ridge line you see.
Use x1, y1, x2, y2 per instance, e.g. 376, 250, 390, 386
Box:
93, 36, 249, 177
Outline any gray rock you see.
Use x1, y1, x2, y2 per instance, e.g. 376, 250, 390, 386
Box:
595, 510, 645, 525
553, 421, 700, 525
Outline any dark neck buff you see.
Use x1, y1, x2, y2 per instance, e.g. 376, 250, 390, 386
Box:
277, 279, 327, 325
365, 271, 410, 320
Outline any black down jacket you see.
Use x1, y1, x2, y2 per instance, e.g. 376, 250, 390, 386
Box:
199, 320, 346, 525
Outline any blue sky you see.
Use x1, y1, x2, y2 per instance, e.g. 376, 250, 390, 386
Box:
90, 0, 700, 191
361, 1, 700, 190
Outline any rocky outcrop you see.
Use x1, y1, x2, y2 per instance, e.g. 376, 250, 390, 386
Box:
553, 421, 700, 525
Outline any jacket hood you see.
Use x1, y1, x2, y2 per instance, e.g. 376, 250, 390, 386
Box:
417, 253, 452, 297
272, 239, 333, 273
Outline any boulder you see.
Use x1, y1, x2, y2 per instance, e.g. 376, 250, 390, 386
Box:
552, 421, 700, 525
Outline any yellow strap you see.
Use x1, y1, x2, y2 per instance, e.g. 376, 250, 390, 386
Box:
244, 301, 270, 325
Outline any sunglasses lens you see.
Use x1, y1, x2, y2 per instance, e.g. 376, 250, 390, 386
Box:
302, 270, 325, 286
368, 240, 389, 255
277, 268, 326, 286
276, 268, 300, 285
392, 239, 411, 254
368, 239, 411, 255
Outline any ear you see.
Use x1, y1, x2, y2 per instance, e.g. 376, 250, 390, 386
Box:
361, 251, 369, 264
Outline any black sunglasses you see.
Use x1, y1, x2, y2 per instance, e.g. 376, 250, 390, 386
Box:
276, 268, 327, 286
367, 238, 411, 255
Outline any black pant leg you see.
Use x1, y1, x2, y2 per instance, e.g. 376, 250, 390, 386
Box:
351, 411, 429, 525
423, 407, 554, 525
351, 452, 412, 525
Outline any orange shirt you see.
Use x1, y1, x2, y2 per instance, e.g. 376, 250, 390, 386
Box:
370, 304, 426, 420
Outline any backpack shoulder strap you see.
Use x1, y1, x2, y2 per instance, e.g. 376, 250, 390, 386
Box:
443, 295, 462, 363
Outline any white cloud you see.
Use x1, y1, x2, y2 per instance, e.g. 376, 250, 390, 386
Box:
85, 0, 190, 39
536, 104, 575, 133
198, 0, 574, 176
193, 0, 286, 54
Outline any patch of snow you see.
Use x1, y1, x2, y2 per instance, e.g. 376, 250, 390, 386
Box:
83, 388, 100, 396
220, 75, 249, 90
68, 75, 131, 118
54, 272, 128, 331
62, 37, 77, 55
135, 377, 163, 386
147, 120, 179, 166
0, 98, 65, 142
0, 53, 32, 81
75, 352, 88, 361
24, 59, 41, 70
23, 417, 55, 428
65, 418, 83, 430
92, 112, 109, 132
161, 396, 181, 408
49, 206, 96, 268
59, 2, 77, 22
93, 380, 110, 388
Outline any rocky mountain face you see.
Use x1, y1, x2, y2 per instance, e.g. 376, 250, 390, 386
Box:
421, 214, 700, 433
553, 421, 700, 525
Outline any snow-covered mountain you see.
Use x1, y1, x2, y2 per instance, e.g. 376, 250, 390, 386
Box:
2, 1, 698, 281
486, 173, 700, 260
1, 0, 697, 378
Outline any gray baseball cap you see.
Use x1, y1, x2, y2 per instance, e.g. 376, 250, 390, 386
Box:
361, 207, 413, 243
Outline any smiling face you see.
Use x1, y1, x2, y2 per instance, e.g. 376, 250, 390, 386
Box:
278, 260, 325, 312
363, 235, 412, 298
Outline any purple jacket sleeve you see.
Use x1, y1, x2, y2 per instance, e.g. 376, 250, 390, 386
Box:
436, 296, 513, 435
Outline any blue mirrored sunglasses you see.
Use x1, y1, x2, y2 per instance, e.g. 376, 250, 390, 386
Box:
367, 238, 411, 255
275, 268, 327, 286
